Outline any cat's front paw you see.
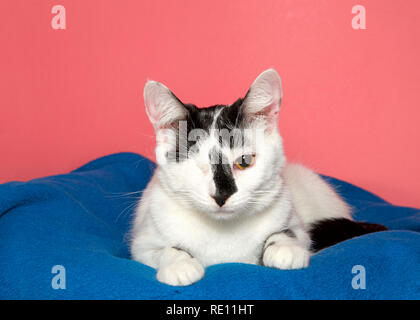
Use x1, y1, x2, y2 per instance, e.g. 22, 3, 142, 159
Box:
263, 244, 310, 270
156, 258, 205, 286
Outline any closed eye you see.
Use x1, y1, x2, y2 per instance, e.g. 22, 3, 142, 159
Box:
234, 154, 256, 170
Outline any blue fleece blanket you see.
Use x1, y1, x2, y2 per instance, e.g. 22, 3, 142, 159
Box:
0, 153, 419, 299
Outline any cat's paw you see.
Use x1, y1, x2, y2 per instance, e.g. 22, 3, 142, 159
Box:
263, 244, 310, 270
156, 258, 205, 286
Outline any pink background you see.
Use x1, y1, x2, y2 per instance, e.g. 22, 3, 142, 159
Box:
0, 0, 419, 208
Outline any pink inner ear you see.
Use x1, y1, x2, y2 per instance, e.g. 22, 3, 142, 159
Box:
252, 101, 279, 133
145, 84, 187, 131
256, 101, 279, 115
148, 106, 161, 127
148, 103, 176, 130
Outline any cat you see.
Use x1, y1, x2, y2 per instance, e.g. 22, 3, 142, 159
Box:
130, 68, 386, 286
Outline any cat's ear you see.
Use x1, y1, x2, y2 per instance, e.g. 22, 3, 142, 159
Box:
242, 68, 283, 131
143, 80, 188, 131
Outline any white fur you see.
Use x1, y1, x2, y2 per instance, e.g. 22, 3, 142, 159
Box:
263, 243, 310, 269
283, 164, 351, 225
130, 69, 351, 286
156, 248, 205, 286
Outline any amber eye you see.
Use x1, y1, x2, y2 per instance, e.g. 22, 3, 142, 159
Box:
234, 154, 256, 170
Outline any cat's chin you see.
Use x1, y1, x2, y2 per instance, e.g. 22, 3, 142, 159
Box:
207, 211, 238, 220
200, 206, 244, 220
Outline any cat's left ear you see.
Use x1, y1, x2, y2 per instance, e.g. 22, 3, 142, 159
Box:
242, 68, 283, 131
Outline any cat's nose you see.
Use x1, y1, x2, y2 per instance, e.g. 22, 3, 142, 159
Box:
212, 193, 231, 207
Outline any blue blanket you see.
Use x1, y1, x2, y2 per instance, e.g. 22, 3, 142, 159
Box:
0, 152, 419, 299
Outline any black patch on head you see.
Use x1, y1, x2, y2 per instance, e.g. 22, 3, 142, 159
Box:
167, 98, 247, 162
214, 99, 247, 148
214, 99, 246, 129
309, 218, 388, 252
209, 147, 237, 207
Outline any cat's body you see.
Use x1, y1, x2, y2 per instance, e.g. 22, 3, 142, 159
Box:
130, 69, 386, 286
131, 162, 350, 266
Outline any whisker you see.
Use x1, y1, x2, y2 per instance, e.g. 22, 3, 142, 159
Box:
106, 190, 145, 199
115, 201, 138, 223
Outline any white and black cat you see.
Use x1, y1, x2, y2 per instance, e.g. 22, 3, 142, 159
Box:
130, 69, 386, 286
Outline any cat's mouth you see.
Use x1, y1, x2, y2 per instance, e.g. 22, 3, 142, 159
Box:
213, 206, 236, 215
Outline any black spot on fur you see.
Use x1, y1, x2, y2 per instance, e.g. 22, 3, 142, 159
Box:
214, 99, 246, 130
282, 229, 296, 238
309, 218, 388, 252
209, 147, 237, 207
167, 98, 247, 162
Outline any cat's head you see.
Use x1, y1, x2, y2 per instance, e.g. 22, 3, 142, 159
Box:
143, 69, 286, 219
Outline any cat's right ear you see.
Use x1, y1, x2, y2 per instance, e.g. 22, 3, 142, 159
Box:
143, 81, 187, 131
